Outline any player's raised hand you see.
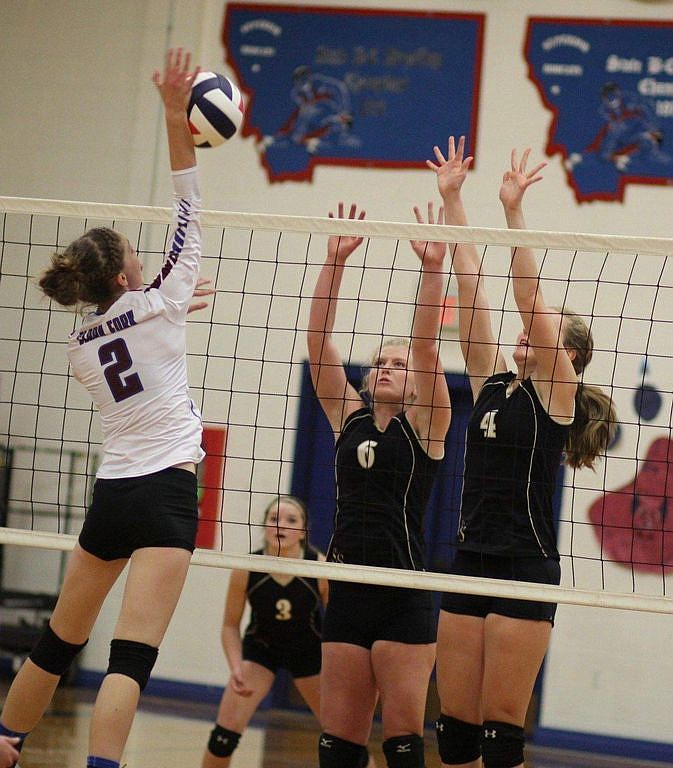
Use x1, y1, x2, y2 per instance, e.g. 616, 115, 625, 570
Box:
152, 47, 200, 114
327, 202, 366, 264
410, 202, 447, 270
499, 148, 546, 212
427, 135, 474, 199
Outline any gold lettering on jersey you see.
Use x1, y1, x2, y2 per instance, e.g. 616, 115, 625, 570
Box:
275, 598, 292, 620
356, 439, 378, 469
106, 309, 137, 335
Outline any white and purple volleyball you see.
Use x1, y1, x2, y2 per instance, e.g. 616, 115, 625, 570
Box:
188, 72, 244, 147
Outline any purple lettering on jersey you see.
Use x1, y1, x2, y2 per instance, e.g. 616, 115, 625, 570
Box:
148, 198, 192, 290
106, 309, 138, 334
77, 323, 107, 345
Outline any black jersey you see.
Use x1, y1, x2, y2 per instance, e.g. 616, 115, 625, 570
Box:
243, 546, 322, 648
329, 407, 441, 570
458, 372, 570, 559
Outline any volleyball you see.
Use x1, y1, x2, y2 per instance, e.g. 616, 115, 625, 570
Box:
188, 71, 244, 147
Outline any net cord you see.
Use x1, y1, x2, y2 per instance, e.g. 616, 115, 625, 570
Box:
2, 195, 673, 256
0, 527, 670, 615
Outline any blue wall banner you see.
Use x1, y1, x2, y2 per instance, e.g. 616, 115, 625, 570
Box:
525, 17, 673, 203
222, 3, 484, 182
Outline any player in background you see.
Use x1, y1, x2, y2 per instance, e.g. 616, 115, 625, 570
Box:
0, 49, 207, 768
307, 203, 452, 768
428, 136, 615, 768
201, 495, 328, 767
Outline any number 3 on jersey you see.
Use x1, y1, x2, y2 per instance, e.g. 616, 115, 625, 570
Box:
99, 338, 144, 402
480, 410, 497, 439
275, 598, 292, 621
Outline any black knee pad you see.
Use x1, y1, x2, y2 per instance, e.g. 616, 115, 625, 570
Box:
106, 639, 158, 691
319, 733, 368, 768
382, 734, 425, 768
207, 724, 241, 757
481, 721, 525, 768
29, 622, 87, 676
435, 714, 481, 764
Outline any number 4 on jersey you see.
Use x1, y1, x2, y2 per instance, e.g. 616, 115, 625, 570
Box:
480, 410, 497, 439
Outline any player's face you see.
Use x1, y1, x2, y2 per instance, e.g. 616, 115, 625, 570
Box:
513, 313, 566, 372
122, 241, 144, 291
369, 345, 415, 404
264, 501, 305, 553
512, 331, 534, 370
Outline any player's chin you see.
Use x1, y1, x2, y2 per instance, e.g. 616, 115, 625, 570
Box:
514, 348, 534, 364
373, 386, 402, 402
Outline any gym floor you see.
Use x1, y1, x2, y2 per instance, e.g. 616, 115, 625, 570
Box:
4, 681, 672, 768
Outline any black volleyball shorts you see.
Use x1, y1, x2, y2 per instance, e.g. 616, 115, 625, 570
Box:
440, 550, 561, 624
78, 466, 198, 560
242, 635, 322, 678
322, 580, 437, 648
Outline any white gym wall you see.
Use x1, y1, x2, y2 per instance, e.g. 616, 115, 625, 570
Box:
2, 0, 673, 756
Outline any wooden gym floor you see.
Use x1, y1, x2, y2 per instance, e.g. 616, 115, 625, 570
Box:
4, 680, 673, 768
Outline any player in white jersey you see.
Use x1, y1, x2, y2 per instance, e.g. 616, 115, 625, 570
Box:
0, 49, 206, 768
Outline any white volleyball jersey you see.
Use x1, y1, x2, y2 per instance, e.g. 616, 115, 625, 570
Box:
67, 167, 206, 479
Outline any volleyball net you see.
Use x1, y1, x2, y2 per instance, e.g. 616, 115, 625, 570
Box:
1, 195, 672, 613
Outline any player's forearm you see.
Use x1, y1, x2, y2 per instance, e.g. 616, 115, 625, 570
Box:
221, 625, 244, 668
308, 261, 344, 339
412, 267, 443, 352
504, 204, 541, 312
165, 109, 196, 172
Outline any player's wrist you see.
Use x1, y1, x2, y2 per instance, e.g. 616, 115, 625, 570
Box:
164, 108, 189, 124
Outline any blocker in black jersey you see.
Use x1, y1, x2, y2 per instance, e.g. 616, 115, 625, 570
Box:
330, 408, 440, 570
243, 546, 322, 677
431, 138, 615, 768
308, 200, 451, 768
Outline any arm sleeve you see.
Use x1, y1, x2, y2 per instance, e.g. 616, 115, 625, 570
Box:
145, 166, 202, 317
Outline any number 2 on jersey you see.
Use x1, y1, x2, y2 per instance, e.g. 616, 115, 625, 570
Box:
480, 410, 497, 439
98, 338, 144, 402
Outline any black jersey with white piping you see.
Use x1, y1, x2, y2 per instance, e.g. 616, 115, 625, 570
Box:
329, 407, 441, 570
243, 546, 322, 647
458, 372, 570, 559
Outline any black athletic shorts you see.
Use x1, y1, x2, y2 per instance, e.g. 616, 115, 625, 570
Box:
322, 580, 437, 649
242, 636, 321, 678
440, 550, 561, 624
78, 467, 198, 560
